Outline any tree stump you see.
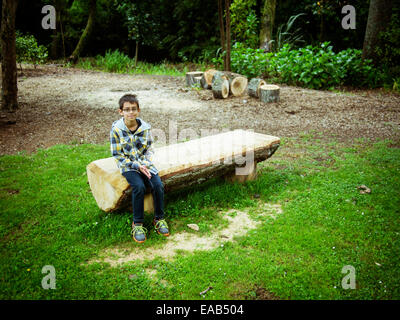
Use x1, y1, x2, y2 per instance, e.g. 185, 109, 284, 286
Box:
230, 76, 248, 97
201, 69, 218, 89
248, 78, 267, 98
193, 76, 202, 87
260, 84, 280, 103
186, 71, 204, 87
212, 71, 230, 99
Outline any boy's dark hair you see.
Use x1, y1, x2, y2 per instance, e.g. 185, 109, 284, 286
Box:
119, 94, 139, 110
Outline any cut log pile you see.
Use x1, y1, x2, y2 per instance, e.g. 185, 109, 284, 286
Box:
186, 70, 248, 98
186, 70, 280, 103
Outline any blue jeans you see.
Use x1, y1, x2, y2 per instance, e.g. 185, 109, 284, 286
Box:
122, 170, 165, 224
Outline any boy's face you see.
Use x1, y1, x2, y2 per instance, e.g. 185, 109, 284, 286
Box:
119, 102, 140, 122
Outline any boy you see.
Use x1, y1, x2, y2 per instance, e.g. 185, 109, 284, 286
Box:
110, 94, 169, 243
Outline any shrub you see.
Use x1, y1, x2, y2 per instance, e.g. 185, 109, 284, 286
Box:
375, 12, 400, 80
95, 49, 132, 73
269, 13, 305, 52
212, 42, 269, 78
266, 42, 382, 89
335, 48, 384, 88
215, 41, 383, 89
15, 31, 48, 67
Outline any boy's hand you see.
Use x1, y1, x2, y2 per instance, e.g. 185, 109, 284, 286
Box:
139, 165, 152, 179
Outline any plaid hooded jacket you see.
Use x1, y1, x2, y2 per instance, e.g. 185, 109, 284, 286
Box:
110, 117, 158, 175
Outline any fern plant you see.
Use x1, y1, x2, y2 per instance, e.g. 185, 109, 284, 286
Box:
269, 13, 306, 52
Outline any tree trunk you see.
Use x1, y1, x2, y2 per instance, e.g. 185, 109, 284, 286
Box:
362, 0, 393, 63
225, 0, 231, 71
1, 0, 18, 118
259, 0, 276, 51
218, 0, 226, 70
59, 10, 66, 61
134, 41, 139, 68
69, 0, 97, 62
50, 28, 59, 59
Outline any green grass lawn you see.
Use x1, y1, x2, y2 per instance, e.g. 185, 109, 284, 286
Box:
0, 135, 399, 299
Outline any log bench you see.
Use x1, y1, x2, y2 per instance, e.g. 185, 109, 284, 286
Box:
87, 130, 280, 213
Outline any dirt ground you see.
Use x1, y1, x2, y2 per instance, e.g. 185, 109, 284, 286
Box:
1, 65, 400, 155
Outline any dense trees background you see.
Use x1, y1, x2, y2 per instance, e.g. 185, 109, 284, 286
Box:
10, 0, 221, 63
6, 0, 396, 64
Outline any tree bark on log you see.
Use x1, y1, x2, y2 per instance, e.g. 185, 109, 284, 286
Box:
248, 78, 267, 98
200, 75, 209, 89
185, 71, 204, 87
87, 130, 280, 212
212, 71, 230, 98
201, 69, 218, 89
260, 84, 280, 103
0, 0, 18, 118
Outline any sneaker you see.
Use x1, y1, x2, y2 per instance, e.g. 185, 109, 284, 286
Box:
153, 219, 170, 237
131, 223, 147, 243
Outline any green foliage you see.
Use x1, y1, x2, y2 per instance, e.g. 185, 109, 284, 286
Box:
161, 0, 219, 62
393, 77, 400, 93
96, 49, 132, 73
227, 42, 269, 78
115, 0, 161, 48
375, 12, 400, 79
15, 31, 48, 65
75, 58, 95, 70
266, 42, 382, 89
195, 45, 220, 64
230, 0, 259, 48
270, 13, 305, 52
75, 54, 188, 76
223, 41, 383, 89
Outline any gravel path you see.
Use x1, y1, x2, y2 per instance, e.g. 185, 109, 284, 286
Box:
1, 65, 399, 155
